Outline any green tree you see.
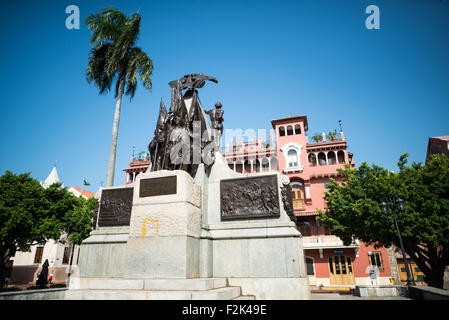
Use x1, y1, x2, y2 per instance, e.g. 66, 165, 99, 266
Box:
327, 130, 337, 141
0, 171, 98, 289
318, 154, 449, 288
0, 172, 65, 288
311, 133, 322, 143
62, 195, 97, 286
85, 7, 153, 187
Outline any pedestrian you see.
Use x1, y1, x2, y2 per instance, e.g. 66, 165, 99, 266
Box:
369, 267, 378, 285
48, 273, 53, 284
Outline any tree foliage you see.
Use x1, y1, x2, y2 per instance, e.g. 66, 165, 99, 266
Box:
0, 171, 97, 288
318, 154, 449, 288
85, 6, 153, 99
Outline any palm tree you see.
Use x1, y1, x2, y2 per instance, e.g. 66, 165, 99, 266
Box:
85, 7, 153, 187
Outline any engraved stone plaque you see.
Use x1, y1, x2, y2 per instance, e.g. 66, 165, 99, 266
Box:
139, 176, 177, 198
220, 175, 280, 220
98, 187, 134, 227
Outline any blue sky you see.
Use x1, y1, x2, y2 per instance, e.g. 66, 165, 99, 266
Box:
0, 0, 448, 192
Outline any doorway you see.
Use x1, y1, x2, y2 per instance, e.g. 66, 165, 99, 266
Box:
328, 256, 356, 285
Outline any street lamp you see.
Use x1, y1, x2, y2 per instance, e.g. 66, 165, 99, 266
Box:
379, 195, 416, 286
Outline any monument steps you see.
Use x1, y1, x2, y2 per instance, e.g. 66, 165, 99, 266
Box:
65, 278, 243, 300
232, 295, 256, 300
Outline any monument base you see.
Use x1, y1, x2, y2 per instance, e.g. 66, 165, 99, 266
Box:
228, 277, 310, 300
125, 236, 200, 279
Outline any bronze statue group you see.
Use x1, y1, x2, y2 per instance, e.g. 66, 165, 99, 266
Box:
148, 74, 223, 177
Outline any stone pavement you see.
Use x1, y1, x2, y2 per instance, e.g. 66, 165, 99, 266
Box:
310, 293, 411, 300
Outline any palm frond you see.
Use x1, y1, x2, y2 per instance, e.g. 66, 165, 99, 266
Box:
85, 7, 152, 101
85, 43, 113, 94
85, 6, 127, 45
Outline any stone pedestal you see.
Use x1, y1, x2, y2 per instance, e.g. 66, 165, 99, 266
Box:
124, 170, 202, 279
76, 155, 309, 299
194, 153, 310, 299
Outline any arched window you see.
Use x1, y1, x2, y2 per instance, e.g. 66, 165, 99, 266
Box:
261, 158, 270, 171
244, 160, 251, 173
286, 125, 294, 136
337, 150, 345, 163
308, 153, 317, 167
279, 127, 286, 136
287, 149, 299, 167
255, 159, 261, 172
318, 152, 327, 166
294, 124, 301, 135
328, 152, 337, 165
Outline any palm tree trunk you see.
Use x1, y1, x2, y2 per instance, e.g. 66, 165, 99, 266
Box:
106, 79, 125, 187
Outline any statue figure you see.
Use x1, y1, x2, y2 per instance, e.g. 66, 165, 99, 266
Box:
281, 182, 297, 224
167, 100, 191, 171
147, 73, 221, 177
206, 102, 224, 152
148, 99, 168, 171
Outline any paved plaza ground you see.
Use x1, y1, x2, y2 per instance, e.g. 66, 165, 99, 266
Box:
310, 293, 411, 300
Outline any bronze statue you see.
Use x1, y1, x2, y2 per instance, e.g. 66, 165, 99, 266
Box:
147, 73, 221, 177
148, 99, 168, 172
206, 102, 224, 152
281, 182, 297, 224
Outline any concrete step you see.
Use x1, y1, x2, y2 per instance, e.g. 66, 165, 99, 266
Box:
144, 278, 227, 291
81, 278, 227, 291
233, 295, 256, 300
192, 287, 241, 300
65, 286, 241, 300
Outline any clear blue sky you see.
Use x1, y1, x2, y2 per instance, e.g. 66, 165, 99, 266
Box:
0, 0, 448, 192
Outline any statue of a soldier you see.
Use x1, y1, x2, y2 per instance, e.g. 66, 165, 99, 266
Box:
206, 102, 224, 152
148, 100, 168, 171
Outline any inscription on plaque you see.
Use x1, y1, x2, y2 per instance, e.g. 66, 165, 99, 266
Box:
139, 176, 177, 198
220, 175, 280, 220
98, 187, 134, 227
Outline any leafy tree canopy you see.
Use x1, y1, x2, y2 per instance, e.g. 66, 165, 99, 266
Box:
0, 170, 97, 288
318, 154, 449, 288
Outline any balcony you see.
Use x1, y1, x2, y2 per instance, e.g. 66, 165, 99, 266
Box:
302, 235, 360, 249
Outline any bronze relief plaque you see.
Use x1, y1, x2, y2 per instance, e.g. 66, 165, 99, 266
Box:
220, 175, 280, 220
98, 187, 134, 227
139, 176, 177, 198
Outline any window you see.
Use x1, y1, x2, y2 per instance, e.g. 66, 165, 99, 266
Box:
291, 183, 304, 210
279, 127, 286, 136
369, 252, 383, 270
328, 152, 336, 165
297, 220, 311, 236
337, 150, 345, 163
308, 153, 317, 166
286, 125, 294, 136
305, 257, 315, 275
347, 257, 353, 274
34, 247, 44, 264
324, 226, 332, 235
294, 124, 301, 135
287, 149, 298, 167
318, 152, 327, 166
328, 257, 334, 274
63, 246, 71, 265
